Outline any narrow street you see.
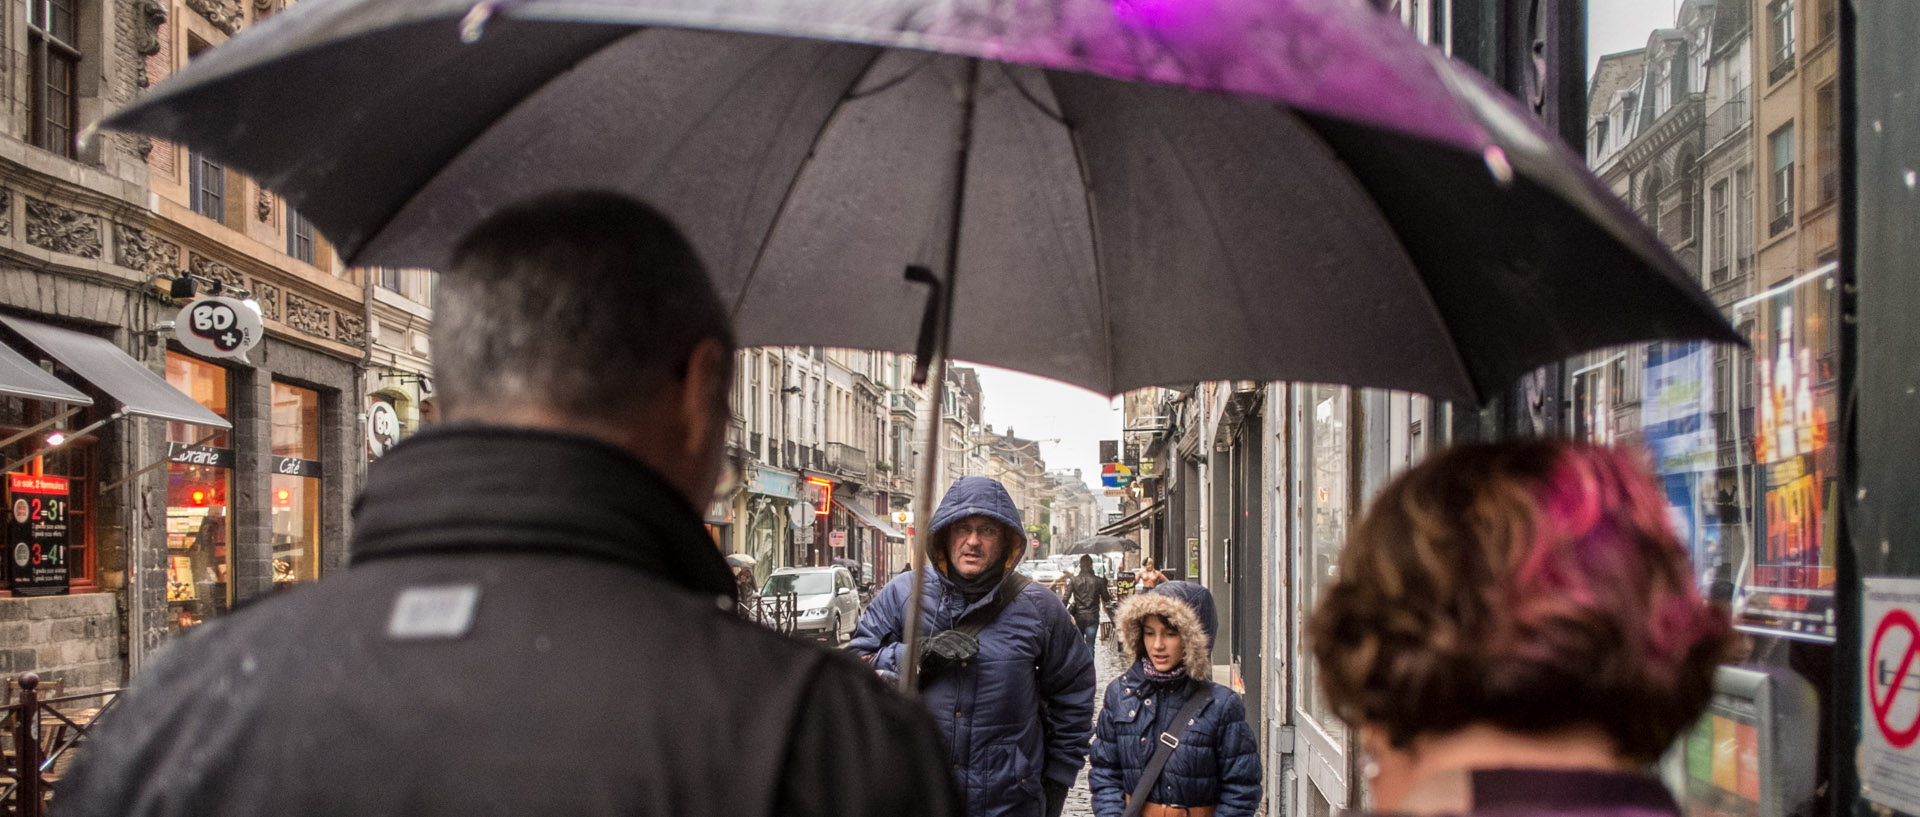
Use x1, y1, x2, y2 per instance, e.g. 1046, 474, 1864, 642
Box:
1063, 629, 1130, 817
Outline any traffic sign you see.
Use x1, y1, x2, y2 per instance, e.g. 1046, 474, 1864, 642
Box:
1862, 577, 1920, 813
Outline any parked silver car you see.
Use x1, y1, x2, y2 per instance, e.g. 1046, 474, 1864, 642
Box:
761, 566, 862, 646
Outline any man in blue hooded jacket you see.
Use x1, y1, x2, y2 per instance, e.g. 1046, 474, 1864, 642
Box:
851, 476, 1096, 817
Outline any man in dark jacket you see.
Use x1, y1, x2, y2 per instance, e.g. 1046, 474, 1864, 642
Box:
849, 476, 1097, 817
58, 192, 963, 817
1063, 553, 1113, 650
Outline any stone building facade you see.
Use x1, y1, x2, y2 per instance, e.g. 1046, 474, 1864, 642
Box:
0, 0, 370, 690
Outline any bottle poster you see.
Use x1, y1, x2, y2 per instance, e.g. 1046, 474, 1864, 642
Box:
1732, 266, 1840, 642
7, 474, 71, 596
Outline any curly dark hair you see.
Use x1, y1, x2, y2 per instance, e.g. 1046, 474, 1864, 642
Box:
1306, 440, 1734, 763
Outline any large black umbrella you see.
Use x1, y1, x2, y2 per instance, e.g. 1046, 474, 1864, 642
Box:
99, 0, 1739, 690
98, 0, 1738, 405
1061, 536, 1137, 556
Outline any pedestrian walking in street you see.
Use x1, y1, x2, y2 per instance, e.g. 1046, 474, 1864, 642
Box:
57, 191, 962, 817
1134, 558, 1167, 591
850, 475, 1097, 817
1307, 440, 1735, 817
1089, 581, 1260, 817
1064, 554, 1114, 651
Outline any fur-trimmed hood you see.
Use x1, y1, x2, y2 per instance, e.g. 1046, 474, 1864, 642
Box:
1116, 588, 1213, 681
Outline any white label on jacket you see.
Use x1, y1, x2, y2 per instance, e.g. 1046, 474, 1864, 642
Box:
386, 584, 480, 640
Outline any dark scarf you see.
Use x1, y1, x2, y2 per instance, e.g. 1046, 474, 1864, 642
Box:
1138, 659, 1187, 686
947, 558, 1009, 601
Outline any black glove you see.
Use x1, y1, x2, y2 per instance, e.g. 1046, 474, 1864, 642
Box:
1043, 779, 1069, 817
918, 629, 981, 681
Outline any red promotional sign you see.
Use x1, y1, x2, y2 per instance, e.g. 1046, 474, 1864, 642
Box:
1870, 608, 1920, 748
7, 474, 71, 596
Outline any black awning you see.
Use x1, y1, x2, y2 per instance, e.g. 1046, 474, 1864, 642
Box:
1099, 502, 1162, 537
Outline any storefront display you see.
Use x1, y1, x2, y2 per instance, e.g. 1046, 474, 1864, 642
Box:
1734, 269, 1840, 643
271, 382, 322, 586
165, 352, 232, 631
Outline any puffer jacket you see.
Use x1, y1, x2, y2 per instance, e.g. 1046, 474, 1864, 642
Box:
1089, 584, 1261, 817
850, 476, 1097, 817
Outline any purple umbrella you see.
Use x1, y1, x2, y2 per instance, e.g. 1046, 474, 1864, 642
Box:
98, 0, 1738, 690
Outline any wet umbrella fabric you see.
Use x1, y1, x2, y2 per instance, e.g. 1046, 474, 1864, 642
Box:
100, 0, 1738, 404
1062, 536, 1136, 555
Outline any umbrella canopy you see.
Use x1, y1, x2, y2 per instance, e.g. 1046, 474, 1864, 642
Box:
725, 553, 757, 569
99, 0, 1738, 404
1062, 536, 1136, 556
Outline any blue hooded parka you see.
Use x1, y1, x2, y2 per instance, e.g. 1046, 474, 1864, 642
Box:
850, 476, 1097, 817
1089, 581, 1261, 817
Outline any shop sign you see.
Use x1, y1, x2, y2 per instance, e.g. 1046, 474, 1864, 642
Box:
1732, 268, 1839, 643
1641, 341, 1718, 592
367, 400, 400, 458
168, 442, 235, 469
8, 474, 70, 596
748, 467, 799, 500
1186, 537, 1200, 579
830, 531, 846, 552
273, 457, 323, 478
1862, 577, 1920, 813
175, 296, 264, 362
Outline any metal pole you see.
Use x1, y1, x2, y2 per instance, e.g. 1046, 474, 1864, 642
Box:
900, 58, 981, 695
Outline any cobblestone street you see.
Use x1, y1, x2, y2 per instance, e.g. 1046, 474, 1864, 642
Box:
1063, 630, 1129, 817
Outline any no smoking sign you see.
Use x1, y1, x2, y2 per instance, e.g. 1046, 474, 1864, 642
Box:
1863, 578, 1920, 813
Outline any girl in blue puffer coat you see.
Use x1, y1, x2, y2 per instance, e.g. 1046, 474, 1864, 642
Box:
1089, 582, 1261, 817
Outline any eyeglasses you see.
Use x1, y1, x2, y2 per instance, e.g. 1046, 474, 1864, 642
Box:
949, 520, 1004, 540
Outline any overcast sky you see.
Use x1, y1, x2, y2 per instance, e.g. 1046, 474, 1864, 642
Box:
1589, 1, 1680, 76
964, 363, 1122, 494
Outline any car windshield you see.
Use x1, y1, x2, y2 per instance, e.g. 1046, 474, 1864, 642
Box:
762, 572, 832, 596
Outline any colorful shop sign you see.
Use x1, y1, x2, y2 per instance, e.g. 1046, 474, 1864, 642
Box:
8, 474, 71, 596
1733, 267, 1840, 642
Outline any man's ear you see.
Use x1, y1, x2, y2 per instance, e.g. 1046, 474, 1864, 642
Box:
679, 337, 731, 456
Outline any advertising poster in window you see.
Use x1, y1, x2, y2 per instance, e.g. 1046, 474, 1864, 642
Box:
1733, 268, 1839, 642
1642, 341, 1719, 592
7, 474, 71, 596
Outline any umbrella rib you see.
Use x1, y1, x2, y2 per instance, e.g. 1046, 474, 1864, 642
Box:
727, 45, 891, 320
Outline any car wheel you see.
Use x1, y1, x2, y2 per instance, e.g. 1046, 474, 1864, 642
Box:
828, 614, 843, 647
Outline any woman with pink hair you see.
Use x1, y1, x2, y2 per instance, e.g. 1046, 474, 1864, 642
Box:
1308, 440, 1734, 816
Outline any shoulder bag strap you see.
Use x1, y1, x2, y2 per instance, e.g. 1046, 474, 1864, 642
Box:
1121, 680, 1214, 817
950, 571, 1032, 640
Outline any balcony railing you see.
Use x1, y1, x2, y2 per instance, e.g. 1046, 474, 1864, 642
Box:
827, 443, 870, 478
1704, 88, 1748, 147
889, 392, 917, 417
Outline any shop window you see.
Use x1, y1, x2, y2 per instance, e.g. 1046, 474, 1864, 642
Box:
271, 382, 322, 586
1299, 384, 1350, 745
26, 0, 80, 158
1, 400, 97, 594
164, 353, 232, 631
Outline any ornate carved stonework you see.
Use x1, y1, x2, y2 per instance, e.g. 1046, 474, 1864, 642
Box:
335, 313, 366, 347
184, 0, 242, 34
254, 281, 282, 322
114, 224, 181, 275
25, 198, 102, 258
187, 253, 244, 291
284, 292, 332, 339
256, 188, 273, 222
132, 0, 167, 87
0, 191, 12, 236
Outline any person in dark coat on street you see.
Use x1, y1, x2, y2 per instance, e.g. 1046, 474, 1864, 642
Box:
57, 192, 963, 817
1063, 553, 1113, 649
1307, 441, 1734, 817
850, 475, 1097, 817
1089, 581, 1261, 817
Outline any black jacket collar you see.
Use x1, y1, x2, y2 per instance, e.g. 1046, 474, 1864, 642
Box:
350, 424, 736, 599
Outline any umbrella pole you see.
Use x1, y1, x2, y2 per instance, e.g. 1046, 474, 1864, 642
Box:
899, 58, 981, 696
